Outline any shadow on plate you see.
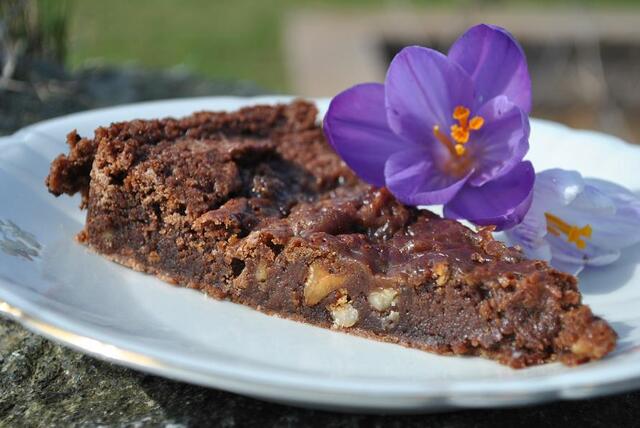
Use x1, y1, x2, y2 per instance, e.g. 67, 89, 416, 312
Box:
579, 242, 640, 296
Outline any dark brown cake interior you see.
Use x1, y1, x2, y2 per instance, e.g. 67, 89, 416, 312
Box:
46, 101, 617, 368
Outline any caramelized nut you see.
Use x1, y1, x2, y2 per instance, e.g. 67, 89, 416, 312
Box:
368, 288, 398, 311
571, 339, 589, 356
381, 310, 400, 330
433, 262, 450, 286
255, 261, 268, 282
304, 263, 347, 306
571, 338, 605, 358
147, 251, 160, 263
328, 294, 359, 328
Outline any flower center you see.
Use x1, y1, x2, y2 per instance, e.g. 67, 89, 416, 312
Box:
545, 212, 593, 250
432, 105, 484, 157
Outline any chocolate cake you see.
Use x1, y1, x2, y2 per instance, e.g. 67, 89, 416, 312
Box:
46, 100, 616, 368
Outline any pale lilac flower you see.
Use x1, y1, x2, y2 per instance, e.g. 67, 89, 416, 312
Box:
323, 24, 534, 230
505, 169, 640, 274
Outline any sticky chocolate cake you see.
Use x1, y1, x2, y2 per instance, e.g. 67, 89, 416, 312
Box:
46, 100, 616, 368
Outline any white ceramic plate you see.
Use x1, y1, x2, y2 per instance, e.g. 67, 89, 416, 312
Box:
1, 96, 640, 413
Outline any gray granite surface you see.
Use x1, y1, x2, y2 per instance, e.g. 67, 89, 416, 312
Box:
1, 64, 639, 427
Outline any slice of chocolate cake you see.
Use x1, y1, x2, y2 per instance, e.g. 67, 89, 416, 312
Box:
46, 100, 616, 368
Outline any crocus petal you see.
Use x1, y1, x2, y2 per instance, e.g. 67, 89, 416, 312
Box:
385, 46, 474, 144
586, 178, 640, 236
448, 24, 531, 113
323, 83, 411, 187
550, 259, 584, 276
569, 183, 616, 216
544, 178, 640, 251
548, 234, 621, 268
535, 169, 584, 206
443, 161, 535, 230
466, 96, 529, 186
521, 238, 553, 262
529, 171, 633, 258
384, 148, 470, 205
584, 249, 622, 267
503, 193, 551, 260
504, 168, 640, 275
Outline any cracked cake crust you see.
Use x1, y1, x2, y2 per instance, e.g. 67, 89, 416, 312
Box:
46, 100, 616, 368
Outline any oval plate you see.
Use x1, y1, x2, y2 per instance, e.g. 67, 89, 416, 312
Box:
1, 96, 639, 412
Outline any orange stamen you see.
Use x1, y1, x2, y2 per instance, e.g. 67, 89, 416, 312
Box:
449, 105, 484, 146
469, 116, 484, 130
450, 124, 470, 144
453, 106, 470, 127
433, 106, 484, 159
544, 212, 592, 250
433, 125, 458, 157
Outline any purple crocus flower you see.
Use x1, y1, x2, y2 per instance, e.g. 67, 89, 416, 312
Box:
323, 24, 534, 230
505, 169, 640, 275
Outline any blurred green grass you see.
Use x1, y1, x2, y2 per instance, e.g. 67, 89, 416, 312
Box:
68, 0, 639, 92
70, 0, 379, 92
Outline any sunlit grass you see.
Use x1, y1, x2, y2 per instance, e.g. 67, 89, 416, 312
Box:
67, 0, 639, 92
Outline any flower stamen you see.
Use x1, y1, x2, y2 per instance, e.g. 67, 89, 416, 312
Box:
453, 105, 470, 124
433, 125, 459, 157
544, 212, 593, 250
469, 116, 485, 130
435, 105, 485, 157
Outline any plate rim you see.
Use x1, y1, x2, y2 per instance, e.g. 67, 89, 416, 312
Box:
2, 95, 640, 410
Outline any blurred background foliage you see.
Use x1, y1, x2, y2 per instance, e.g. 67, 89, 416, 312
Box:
0, 0, 69, 61
1, 0, 629, 92
0, 0, 636, 91
0, 0, 69, 85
